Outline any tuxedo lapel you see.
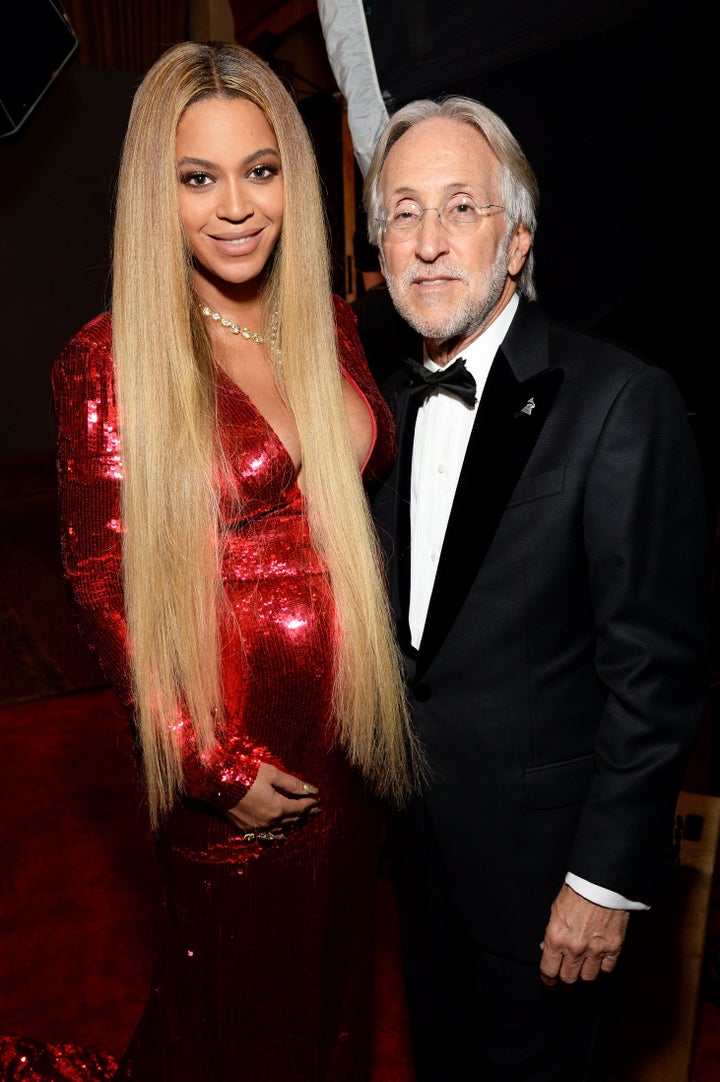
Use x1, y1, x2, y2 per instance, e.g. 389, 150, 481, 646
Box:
394, 392, 420, 653
416, 351, 563, 676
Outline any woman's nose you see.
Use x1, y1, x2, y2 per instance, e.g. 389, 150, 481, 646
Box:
217, 180, 252, 222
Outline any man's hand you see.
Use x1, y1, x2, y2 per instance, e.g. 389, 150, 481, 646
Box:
539, 883, 630, 986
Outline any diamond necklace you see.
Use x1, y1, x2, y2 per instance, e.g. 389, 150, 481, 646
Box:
199, 302, 265, 344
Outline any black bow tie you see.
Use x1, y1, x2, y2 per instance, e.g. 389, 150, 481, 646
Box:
402, 355, 477, 407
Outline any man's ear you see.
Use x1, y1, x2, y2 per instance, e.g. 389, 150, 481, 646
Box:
508, 224, 532, 277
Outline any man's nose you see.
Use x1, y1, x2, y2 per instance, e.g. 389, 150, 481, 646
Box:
415, 209, 449, 259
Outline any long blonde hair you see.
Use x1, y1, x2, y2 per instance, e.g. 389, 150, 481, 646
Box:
112, 41, 422, 825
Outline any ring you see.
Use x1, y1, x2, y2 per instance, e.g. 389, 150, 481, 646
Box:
240, 829, 281, 845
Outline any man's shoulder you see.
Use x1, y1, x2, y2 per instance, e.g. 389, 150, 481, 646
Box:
510, 300, 683, 405
515, 301, 644, 367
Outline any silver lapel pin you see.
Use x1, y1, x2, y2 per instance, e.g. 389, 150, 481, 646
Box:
514, 396, 536, 418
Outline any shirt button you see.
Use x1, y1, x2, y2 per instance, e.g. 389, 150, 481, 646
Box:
437, 463, 446, 474
430, 551, 439, 563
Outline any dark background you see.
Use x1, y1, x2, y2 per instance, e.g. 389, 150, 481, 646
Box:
0, 0, 709, 473
355, 0, 704, 412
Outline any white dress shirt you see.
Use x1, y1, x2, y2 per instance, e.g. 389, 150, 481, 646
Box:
409, 295, 518, 649
408, 292, 646, 912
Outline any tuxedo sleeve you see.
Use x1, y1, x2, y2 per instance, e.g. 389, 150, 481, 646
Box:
567, 363, 709, 901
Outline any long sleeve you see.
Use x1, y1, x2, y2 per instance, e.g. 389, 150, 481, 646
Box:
51, 314, 262, 812
568, 361, 709, 898
52, 313, 130, 705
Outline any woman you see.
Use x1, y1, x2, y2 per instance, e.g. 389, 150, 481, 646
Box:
51, 40, 422, 1081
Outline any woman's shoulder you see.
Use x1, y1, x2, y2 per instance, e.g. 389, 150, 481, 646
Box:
52, 311, 114, 397
55, 311, 112, 362
331, 293, 364, 370
332, 293, 353, 316
66, 310, 113, 350
331, 292, 356, 334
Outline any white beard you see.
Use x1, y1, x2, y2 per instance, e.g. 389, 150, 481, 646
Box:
383, 239, 510, 343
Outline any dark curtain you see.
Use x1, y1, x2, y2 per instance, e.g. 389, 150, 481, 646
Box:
63, 0, 189, 71
227, 0, 316, 45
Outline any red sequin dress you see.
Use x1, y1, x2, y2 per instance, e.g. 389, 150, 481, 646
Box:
48, 296, 396, 1082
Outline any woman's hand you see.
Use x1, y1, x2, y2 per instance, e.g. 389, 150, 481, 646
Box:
225, 762, 321, 840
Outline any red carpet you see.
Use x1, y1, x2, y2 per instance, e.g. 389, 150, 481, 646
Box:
0, 688, 414, 1081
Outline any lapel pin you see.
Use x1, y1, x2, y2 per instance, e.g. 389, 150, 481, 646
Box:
514, 396, 536, 418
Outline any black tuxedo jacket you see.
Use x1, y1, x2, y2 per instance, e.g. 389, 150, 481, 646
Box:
373, 299, 709, 963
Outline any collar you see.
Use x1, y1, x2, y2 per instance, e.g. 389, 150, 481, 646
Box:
424, 293, 520, 387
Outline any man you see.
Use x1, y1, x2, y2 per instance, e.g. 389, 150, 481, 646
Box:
365, 97, 709, 1080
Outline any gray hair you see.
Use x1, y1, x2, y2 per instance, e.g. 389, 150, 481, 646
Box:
363, 96, 539, 300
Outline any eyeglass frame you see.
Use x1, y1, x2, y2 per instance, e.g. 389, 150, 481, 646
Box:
375, 196, 505, 237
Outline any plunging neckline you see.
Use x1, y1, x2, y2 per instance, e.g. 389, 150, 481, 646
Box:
214, 361, 378, 479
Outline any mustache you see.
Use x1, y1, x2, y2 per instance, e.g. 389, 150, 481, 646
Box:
396, 263, 471, 289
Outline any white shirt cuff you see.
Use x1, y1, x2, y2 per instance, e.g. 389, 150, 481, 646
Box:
565, 872, 650, 911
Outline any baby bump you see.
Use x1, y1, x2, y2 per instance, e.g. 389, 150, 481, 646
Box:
221, 524, 337, 768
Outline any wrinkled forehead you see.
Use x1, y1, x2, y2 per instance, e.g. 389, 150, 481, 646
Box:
380, 117, 499, 202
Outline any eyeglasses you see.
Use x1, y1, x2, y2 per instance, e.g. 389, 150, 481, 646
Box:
377, 195, 505, 236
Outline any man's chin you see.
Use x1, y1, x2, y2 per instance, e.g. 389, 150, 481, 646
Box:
385, 282, 460, 338
390, 300, 442, 337
403, 313, 463, 341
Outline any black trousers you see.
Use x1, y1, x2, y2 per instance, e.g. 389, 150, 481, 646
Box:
391, 839, 612, 1081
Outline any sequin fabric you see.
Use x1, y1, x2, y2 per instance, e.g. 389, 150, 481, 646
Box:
0, 1037, 117, 1081
49, 297, 396, 1082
